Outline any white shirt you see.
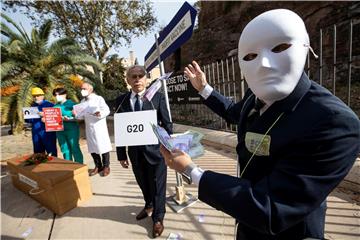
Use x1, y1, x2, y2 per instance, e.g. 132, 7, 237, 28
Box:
130, 90, 146, 111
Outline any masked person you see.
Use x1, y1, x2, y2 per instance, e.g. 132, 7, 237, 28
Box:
53, 87, 83, 164
26, 87, 57, 156
160, 9, 360, 239
73, 83, 112, 176
115, 65, 173, 238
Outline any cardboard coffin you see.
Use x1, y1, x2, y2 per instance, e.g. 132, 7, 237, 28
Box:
7, 156, 92, 215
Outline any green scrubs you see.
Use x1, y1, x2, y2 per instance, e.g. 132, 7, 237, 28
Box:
55, 99, 83, 164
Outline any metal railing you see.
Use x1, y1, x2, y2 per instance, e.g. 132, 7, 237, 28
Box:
171, 18, 359, 132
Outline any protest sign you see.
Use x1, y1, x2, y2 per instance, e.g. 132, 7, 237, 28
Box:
22, 107, 40, 119
73, 102, 97, 118
43, 108, 63, 132
114, 110, 158, 147
167, 73, 202, 104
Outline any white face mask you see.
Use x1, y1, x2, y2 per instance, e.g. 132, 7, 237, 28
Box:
56, 95, 64, 103
238, 9, 309, 103
35, 100, 43, 104
81, 89, 89, 97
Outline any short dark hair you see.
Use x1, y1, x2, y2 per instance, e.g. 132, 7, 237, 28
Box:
53, 87, 67, 96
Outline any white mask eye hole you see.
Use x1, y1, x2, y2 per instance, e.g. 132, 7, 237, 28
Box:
271, 43, 292, 53
243, 53, 258, 61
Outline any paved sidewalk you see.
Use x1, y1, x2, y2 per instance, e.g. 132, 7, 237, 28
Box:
1, 132, 238, 239
1, 127, 359, 239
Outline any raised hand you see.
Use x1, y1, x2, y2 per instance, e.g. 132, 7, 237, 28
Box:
184, 61, 208, 92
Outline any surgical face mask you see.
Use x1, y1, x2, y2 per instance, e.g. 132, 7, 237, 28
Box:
35, 100, 43, 104
56, 95, 64, 103
238, 9, 309, 102
81, 89, 89, 97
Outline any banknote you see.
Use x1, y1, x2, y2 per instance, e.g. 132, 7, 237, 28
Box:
168, 135, 193, 153
151, 123, 173, 151
182, 130, 204, 145
188, 143, 204, 159
152, 125, 204, 159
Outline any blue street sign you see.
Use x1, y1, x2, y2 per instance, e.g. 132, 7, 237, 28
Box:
144, 1, 197, 72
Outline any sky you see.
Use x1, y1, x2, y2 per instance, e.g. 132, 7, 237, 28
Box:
2, 0, 197, 65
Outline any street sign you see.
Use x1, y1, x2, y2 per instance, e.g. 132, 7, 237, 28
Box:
144, 1, 197, 72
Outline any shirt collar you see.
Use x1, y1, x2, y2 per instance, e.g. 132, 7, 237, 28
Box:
131, 89, 146, 99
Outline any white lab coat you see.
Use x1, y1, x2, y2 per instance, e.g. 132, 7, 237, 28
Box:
78, 93, 112, 154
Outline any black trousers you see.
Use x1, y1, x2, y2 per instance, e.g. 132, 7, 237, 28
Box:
130, 151, 167, 223
91, 152, 110, 169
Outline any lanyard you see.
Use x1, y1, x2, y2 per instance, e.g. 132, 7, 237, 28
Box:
239, 112, 285, 178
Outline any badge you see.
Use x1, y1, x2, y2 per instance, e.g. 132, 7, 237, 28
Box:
245, 132, 271, 156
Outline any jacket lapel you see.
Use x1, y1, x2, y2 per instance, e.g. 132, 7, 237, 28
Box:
238, 93, 256, 135
121, 92, 132, 112
142, 94, 156, 111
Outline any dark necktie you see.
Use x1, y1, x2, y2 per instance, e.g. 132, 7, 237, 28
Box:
134, 94, 141, 111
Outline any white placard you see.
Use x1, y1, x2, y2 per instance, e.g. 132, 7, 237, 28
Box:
18, 173, 38, 188
22, 107, 40, 119
73, 101, 97, 118
114, 110, 158, 147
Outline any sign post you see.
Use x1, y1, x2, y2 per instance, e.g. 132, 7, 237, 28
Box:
144, 1, 198, 212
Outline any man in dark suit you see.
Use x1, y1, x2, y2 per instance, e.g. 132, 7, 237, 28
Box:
160, 9, 360, 240
115, 65, 172, 238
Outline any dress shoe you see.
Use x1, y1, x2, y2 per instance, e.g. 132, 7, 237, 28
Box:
136, 207, 153, 220
89, 167, 99, 176
102, 167, 110, 177
152, 221, 164, 238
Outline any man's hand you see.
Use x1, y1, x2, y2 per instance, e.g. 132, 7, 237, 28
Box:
38, 111, 44, 117
119, 159, 129, 168
184, 60, 208, 92
160, 145, 193, 173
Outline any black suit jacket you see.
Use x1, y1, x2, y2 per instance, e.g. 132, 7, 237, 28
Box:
115, 91, 173, 165
199, 73, 360, 239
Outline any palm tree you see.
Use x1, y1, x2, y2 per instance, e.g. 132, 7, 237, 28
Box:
1, 13, 103, 133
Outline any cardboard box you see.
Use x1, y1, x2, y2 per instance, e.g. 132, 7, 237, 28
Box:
7, 156, 92, 215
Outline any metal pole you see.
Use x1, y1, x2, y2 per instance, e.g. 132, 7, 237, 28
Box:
347, 20, 353, 107
333, 24, 336, 95
154, 33, 183, 188
319, 28, 323, 86
154, 33, 172, 122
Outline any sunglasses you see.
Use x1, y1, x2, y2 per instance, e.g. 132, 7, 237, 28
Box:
130, 74, 145, 79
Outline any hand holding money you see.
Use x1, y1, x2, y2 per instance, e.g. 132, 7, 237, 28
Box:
160, 145, 193, 173
152, 124, 205, 159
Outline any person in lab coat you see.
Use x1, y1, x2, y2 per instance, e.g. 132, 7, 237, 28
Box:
74, 82, 112, 177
